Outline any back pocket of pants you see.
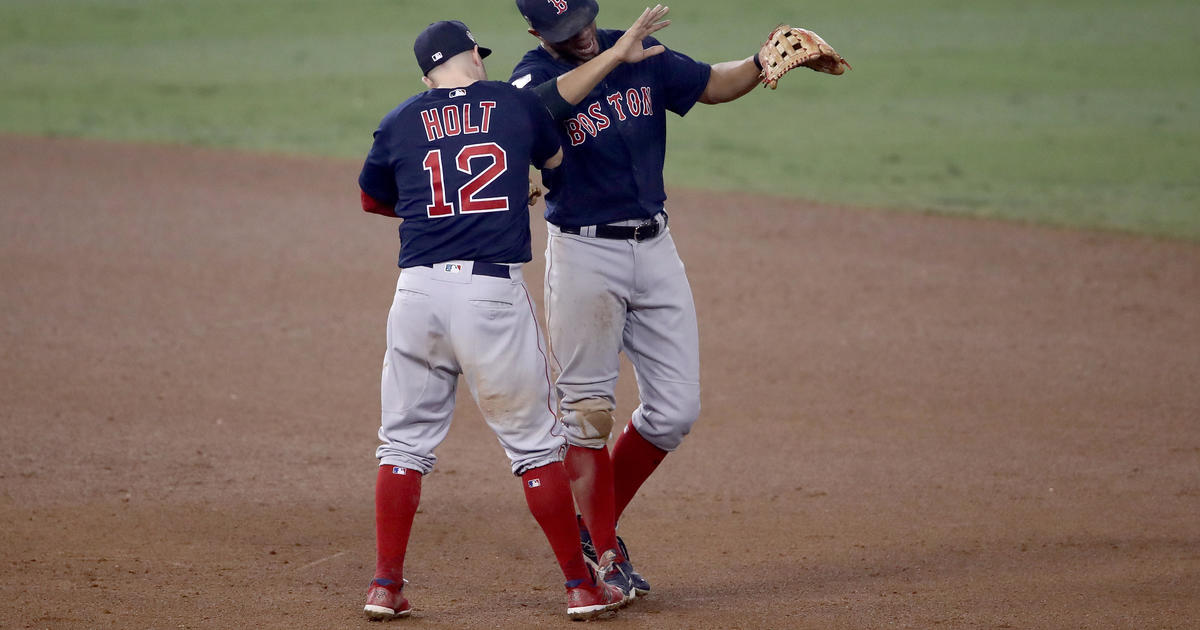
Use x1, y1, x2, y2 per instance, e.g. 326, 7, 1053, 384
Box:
468, 299, 513, 310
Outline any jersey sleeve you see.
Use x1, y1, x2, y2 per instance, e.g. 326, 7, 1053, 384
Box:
360, 189, 396, 217
517, 87, 562, 169
509, 50, 558, 91
357, 122, 400, 208
645, 36, 713, 117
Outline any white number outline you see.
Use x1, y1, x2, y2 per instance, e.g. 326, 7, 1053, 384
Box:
420, 142, 509, 217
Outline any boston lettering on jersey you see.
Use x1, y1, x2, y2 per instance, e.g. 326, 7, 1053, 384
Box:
564, 87, 653, 147
420, 101, 497, 141
509, 29, 712, 226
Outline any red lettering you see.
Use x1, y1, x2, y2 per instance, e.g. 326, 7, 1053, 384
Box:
588, 102, 611, 131
456, 143, 509, 213
421, 108, 443, 141
625, 89, 642, 117
640, 86, 653, 116
422, 149, 453, 217
606, 93, 627, 121
575, 113, 598, 137
442, 105, 461, 136
479, 101, 496, 133
462, 104, 480, 134
420, 143, 510, 217
566, 119, 586, 146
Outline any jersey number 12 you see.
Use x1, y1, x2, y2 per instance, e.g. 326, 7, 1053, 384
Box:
422, 142, 509, 218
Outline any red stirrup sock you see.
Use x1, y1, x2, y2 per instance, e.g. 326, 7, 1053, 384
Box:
611, 423, 669, 523
521, 463, 590, 584
374, 464, 422, 584
564, 444, 621, 562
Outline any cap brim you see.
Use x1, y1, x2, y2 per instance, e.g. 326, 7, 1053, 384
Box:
538, 5, 598, 44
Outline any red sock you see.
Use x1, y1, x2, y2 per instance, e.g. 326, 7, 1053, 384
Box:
521, 463, 590, 584
611, 423, 668, 523
564, 445, 621, 562
374, 464, 422, 583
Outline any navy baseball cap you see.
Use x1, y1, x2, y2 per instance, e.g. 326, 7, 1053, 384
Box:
515, 0, 599, 44
413, 20, 492, 75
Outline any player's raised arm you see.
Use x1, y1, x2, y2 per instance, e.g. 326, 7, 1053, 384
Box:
696, 55, 760, 104
701, 24, 852, 103
532, 5, 671, 118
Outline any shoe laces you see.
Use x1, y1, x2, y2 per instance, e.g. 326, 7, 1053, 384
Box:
596, 549, 618, 578
597, 548, 635, 585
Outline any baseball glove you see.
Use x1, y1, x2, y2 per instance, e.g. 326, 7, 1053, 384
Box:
757, 25, 851, 89
528, 177, 543, 207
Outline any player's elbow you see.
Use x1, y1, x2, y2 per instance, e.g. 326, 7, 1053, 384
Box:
698, 82, 736, 105
360, 189, 396, 217
699, 59, 759, 104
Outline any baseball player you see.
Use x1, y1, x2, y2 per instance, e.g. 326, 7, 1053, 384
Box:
357, 12, 681, 621
509, 0, 769, 598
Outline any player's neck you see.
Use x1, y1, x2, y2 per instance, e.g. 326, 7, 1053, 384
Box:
429, 76, 481, 90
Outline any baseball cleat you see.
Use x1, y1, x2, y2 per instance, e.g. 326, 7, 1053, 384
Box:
579, 516, 598, 562
616, 536, 651, 596
566, 567, 626, 620
595, 550, 637, 603
364, 578, 411, 621
579, 518, 650, 598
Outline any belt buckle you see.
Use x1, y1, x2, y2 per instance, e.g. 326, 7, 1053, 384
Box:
633, 220, 657, 241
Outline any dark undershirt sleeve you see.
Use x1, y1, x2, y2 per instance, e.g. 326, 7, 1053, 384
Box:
532, 78, 574, 121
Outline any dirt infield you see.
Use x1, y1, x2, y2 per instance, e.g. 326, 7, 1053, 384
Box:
2, 134, 1198, 629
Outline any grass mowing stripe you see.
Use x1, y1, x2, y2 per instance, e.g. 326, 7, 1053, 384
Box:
1, 0, 1196, 239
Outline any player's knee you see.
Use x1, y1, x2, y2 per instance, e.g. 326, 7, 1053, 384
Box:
678, 394, 701, 428
657, 385, 701, 427
566, 432, 608, 449
633, 385, 700, 451
563, 399, 615, 449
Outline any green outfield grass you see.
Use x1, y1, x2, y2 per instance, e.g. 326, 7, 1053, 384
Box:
2, 0, 1197, 239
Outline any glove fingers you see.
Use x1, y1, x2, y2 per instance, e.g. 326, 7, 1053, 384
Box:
759, 24, 850, 83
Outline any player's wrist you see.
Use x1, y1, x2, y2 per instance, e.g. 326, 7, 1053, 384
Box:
752, 53, 763, 71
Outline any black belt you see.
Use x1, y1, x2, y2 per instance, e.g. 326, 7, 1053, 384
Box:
420, 261, 511, 279
560, 214, 665, 242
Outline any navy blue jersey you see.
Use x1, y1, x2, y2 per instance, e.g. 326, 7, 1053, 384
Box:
510, 30, 711, 228
359, 80, 560, 267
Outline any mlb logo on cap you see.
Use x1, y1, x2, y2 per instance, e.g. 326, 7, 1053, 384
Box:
413, 20, 493, 75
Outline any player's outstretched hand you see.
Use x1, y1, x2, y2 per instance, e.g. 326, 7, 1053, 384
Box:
612, 5, 671, 64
